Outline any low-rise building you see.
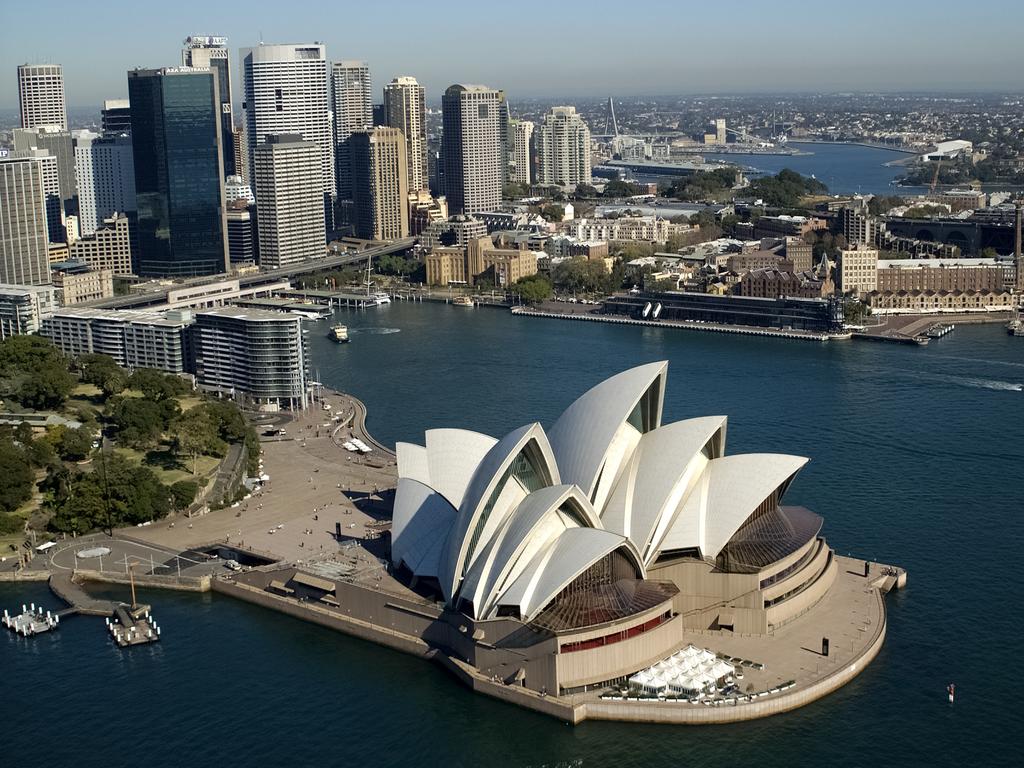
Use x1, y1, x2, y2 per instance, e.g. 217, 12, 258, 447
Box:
866, 289, 1016, 313
876, 257, 1011, 293
739, 266, 833, 299
753, 215, 828, 239
52, 265, 114, 305
568, 216, 688, 243
0, 283, 56, 337
68, 213, 133, 275
425, 235, 539, 287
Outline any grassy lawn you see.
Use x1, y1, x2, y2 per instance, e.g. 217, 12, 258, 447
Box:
111, 445, 220, 485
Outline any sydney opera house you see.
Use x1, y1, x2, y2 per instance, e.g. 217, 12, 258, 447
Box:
389, 361, 872, 700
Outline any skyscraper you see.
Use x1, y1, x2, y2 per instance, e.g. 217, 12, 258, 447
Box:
75, 133, 136, 236
441, 84, 503, 216
253, 134, 326, 269
0, 152, 52, 285
17, 64, 67, 130
383, 76, 427, 193
13, 126, 77, 217
509, 119, 534, 186
350, 127, 409, 241
101, 99, 132, 135
127, 67, 228, 277
535, 106, 592, 188
331, 60, 372, 201
241, 44, 334, 224
182, 35, 235, 178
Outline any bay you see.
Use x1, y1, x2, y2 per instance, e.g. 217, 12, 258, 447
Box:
3, 301, 1022, 767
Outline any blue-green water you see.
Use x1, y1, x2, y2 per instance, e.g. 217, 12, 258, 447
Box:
4, 302, 1023, 767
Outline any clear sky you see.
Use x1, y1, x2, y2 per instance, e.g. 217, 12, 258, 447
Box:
2, 0, 1022, 110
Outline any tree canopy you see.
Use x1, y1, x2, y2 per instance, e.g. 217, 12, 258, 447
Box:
746, 169, 828, 208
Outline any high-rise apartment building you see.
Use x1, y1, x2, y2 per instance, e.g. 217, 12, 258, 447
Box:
441, 84, 504, 216
536, 106, 592, 188
241, 44, 334, 218
128, 67, 228, 277
231, 124, 247, 185
101, 99, 132, 135
383, 76, 427, 192
192, 307, 308, 410
331, 60, 373, 201
350, 127, 409, 241
509, 119, 534, 186
74, 133, 136, 236
17, 64, 67, 130
182, 35, 235, 178
0, 152, 53, 285
0, 284, 56, 338
253, 134, 326, 269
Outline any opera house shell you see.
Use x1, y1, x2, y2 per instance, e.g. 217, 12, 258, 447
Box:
391, 362, 840, 694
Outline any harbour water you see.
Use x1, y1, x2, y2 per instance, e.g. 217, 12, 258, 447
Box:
4, 302, 1022, 767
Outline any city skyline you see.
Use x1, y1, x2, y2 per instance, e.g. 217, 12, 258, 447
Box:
2, 0, 1023, 112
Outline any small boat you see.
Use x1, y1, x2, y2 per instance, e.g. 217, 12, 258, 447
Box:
328, 324, 349, 343
452, 296, 474, 307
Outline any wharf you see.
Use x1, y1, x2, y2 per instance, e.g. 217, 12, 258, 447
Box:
108, 603, 160, 647
511, 305, 841, 342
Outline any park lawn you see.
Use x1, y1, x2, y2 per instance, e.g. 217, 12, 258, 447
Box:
111, 445, 220, 486
176, 395, 203, 412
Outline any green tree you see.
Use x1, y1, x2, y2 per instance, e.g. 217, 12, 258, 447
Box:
109, 397, 166, 449
0, 335, 65, 376
171, 408, 226, 474
0, 439, 34, 512
16, 363, 75, 409
78, 353, 127, 398
169, 480, 199, 511
49, 425, 94, 461
514, 275, 553, 304
128, 368, 189, 401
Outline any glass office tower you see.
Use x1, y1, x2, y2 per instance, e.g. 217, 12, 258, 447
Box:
127, 68, 228, 277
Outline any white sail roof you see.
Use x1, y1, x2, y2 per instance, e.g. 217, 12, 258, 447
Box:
661, 453, 809, 558
391, 478, 458, 579
546, 361, 667, 500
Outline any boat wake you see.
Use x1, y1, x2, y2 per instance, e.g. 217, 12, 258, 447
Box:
931, 374, 1023, 392
351, 327, 401, 335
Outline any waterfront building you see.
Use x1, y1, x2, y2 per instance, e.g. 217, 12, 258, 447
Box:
876, 257, 1010, 293
241, 44, 334, 221
838, 246, 879, 296
191, 306, 308, 410
253, 134, 326, 269
226, 201, 257, 265
0, 151, 53, 285
425, 235, 538, 287
536, 106, 591, 188
74, 133, 136, 236
866, 288, 1016, 313
332, 60, 373, 202
181, 35, 236, 178
740, 266, 834, 299
42, 307, 194, 372
128, 67, 229, 277
390, 362, 858, 695
441, 84, 504, 216
383, 76, 427, 193
13, 126, 77, 216
0, 284, 56, 338
17, 64, 67, 130
349, 127, 410, 241
52, 265, 114, 305
68, 213, 132, 275
101, 99, 131, 135
508, 119, 534, 186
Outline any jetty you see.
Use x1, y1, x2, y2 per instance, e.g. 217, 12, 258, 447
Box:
2, 603, 60, 636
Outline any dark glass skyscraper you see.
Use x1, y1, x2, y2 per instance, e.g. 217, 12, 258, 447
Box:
127, 68, 228, 277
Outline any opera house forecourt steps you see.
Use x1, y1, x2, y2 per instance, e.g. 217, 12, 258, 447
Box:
219, 362, 905, 724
